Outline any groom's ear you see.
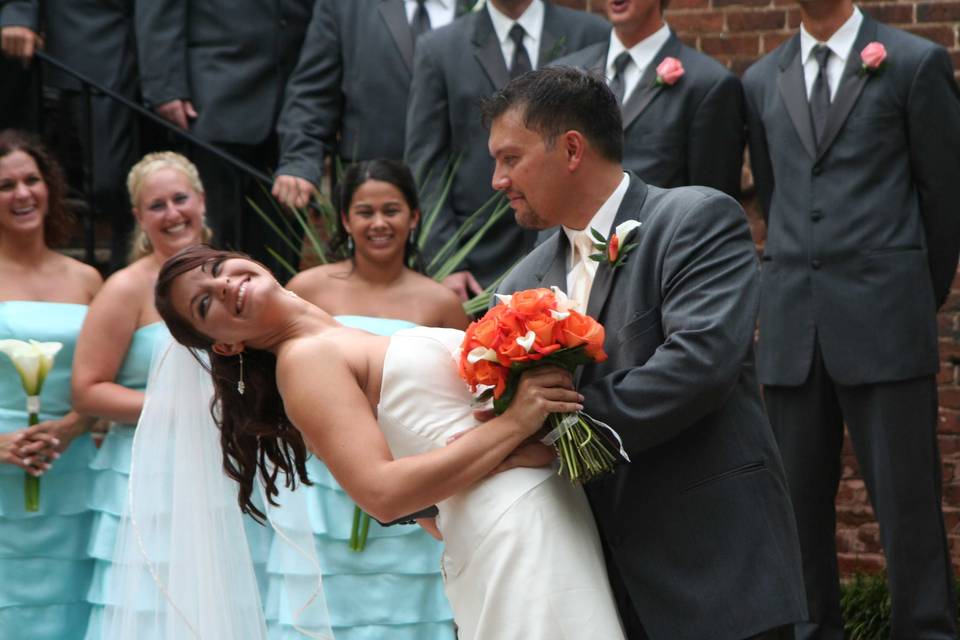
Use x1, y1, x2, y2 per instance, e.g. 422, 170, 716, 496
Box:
212, 342, 244, 357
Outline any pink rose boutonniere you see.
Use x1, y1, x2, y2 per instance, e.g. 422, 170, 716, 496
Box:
859, 42, 887, 75
654, 57, 684, 87
589, 220, 642, 268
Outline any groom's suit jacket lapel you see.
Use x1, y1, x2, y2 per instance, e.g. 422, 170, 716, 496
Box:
535, 175, 651, 385
777, 16, 877, 162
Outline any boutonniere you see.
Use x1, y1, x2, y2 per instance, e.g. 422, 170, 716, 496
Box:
589, 220, 642, 268
468, 0, 485, 11
545, 35, 568, 63
653, 57, 684, 87
859, 42, 887, 75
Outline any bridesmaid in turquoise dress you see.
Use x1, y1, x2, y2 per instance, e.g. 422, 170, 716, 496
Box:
69, 152, 275, 639
280, 160, 468, 639
0, 130, 104, 639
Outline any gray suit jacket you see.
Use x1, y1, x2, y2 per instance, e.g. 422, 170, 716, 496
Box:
499, 174, 806, 640
276, 0, 472, 185
743, 16, 960, 386
553, 32, 745, 199
405, 4, 609, 286
134, 0, 312, 145
0, 0, 136, 92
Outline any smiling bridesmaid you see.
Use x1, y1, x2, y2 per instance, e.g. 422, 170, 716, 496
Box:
0, 130, 102, 639
68, 151, 268, 639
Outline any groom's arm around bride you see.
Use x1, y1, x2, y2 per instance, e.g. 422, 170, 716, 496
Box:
489, 67, 807, 640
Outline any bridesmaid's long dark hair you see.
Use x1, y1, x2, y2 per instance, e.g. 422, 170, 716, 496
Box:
155, 244, 311, 522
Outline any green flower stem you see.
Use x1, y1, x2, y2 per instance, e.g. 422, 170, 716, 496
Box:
349, 504, 371, 552
551, 412, 619, 484
24, 411, 39, 512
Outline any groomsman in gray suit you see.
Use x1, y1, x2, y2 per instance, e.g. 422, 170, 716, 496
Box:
272, 0, 474, 209
1, 0, 139, 270
135, 0, 312, 276
743, 0, 960, 637
554, 0, 744, 199
405, 0, 609, 298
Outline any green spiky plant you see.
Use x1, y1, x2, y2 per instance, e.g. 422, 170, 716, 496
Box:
840, 572, 960, 639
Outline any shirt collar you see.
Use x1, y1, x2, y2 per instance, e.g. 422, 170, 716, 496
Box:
607, 21, 672, 78
487, 0, 544, 47
800, 5, 862, 65
563, 173, 632, 250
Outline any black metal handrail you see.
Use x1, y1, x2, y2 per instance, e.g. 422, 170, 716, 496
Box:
34, 50, 275, 185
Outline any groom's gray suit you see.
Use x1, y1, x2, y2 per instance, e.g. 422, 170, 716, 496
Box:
499, 173, 807, 640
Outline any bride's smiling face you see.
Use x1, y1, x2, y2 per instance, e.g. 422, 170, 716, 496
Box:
169, 255, 284, 351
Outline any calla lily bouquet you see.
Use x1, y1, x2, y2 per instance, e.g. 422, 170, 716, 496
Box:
0, 339, 63, 511
459, 288, 629, 483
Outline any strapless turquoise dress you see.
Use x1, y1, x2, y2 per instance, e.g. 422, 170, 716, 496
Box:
83, 322, 273, 639
264, 316, 455, 640
0, 302, 97, 640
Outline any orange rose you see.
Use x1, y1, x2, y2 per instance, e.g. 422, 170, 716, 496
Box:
559, 310, 608, 362
468, 314, 501, 350
607, 234, 620, 263
471, 359, 508, 398
525, 312, 559, 347
509, 288, 556, 318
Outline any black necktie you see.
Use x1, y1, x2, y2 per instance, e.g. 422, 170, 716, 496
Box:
509, 24, 532, 79
411, 0, 431, 41
810, 44, 832, 143
608, 51, 632, 105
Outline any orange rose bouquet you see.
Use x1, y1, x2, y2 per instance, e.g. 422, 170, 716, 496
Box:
459, 288, 628, 483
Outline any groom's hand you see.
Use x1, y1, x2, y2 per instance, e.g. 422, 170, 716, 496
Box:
443, 271, 483, 302
491, 440, 557, 475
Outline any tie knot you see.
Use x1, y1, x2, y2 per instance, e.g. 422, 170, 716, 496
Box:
812, 44, 831, 69
509, 23, 525, 46
612, 51, 631, 75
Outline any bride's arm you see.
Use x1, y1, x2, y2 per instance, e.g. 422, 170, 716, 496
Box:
278, 344, 581, 524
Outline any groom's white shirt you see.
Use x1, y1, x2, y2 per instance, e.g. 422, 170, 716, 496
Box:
562, 172, 630, 293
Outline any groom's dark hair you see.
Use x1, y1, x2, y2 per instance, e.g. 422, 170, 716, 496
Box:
480, 66, 624, 163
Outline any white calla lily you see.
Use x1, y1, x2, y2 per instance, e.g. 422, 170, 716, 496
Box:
614, 220, 641, 241
494, 293, 513, 306
0, 339, 62, 395
516, 330, 536, 353
467, 346, 500, 364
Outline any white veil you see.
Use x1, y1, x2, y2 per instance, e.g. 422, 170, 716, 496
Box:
102, 336, 333, 639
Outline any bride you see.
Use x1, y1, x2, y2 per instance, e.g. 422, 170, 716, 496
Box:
153, 244, 625, 640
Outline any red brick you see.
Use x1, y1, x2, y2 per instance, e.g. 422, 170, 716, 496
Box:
762, 32, 792, 53
940, 434, 960, 456
713, 0, 772, 7
937, 366, 956, 385
905, 25, 957, 48
727, 9, 787, 31
938, 338, 960, 361
701, 33, 760, 55
940, 389, 960, 411
862, 3, 916, 24
838, 553, 886, 575
938, 312, 957, 336
669, 11, 725, 32
837, 503, 876, 527
943, 506, 960, 533
836, 527, 868, 553
677, 32, 700, 48
857, 522, 882, 550
917, 1, 960, 22
665, 0, 710, 9
940, 408, 960, 434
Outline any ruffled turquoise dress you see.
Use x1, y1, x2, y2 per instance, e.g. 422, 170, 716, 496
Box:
265, 316, 455, 640
0, 302, 97, 639
83, 322, 273, 639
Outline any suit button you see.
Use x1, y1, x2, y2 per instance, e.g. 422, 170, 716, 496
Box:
811, 259, 822, 269
812, 164, 822, 175
811, 210, 823, 222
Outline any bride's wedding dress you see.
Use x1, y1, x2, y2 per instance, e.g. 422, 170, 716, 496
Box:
377, 327, 625, 640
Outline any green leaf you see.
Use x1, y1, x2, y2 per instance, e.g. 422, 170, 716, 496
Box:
589, 228, 607, 243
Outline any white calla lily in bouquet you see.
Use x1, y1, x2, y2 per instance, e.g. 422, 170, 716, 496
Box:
0, 339, 63, 511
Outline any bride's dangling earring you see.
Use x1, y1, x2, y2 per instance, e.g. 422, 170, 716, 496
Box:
237, 352, 246, 395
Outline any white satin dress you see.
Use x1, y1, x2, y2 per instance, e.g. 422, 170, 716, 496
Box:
376, 328, 626, 640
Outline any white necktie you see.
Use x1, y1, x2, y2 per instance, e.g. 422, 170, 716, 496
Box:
569, 231, 598, 309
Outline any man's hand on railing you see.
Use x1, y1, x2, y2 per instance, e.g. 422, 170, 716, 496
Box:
155, 99, 197, 130
443, 271, 483, 302
272, 174, 318, 209
1, 26, 43, 62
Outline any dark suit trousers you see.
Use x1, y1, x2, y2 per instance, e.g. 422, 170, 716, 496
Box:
764, 341, 957, 640
192, 137, 301, 283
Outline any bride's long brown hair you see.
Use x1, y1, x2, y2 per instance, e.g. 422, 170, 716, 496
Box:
155, 244, 311, 522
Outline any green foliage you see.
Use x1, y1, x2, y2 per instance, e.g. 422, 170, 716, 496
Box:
840, 573, 960, 639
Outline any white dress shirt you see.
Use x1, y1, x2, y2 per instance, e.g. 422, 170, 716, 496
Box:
487, 0, 545, 71
405, 0, 457, 30
606, 22, 672, 103
799, 6, 863, 101
563, 173, 631, 296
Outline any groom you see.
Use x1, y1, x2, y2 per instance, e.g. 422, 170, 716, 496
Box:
489, 67, 807, 640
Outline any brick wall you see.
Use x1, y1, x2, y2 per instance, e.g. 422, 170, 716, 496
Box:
554, 0, 960, 576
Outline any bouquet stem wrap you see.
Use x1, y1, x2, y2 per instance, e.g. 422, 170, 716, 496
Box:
25, 396, 40, 512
